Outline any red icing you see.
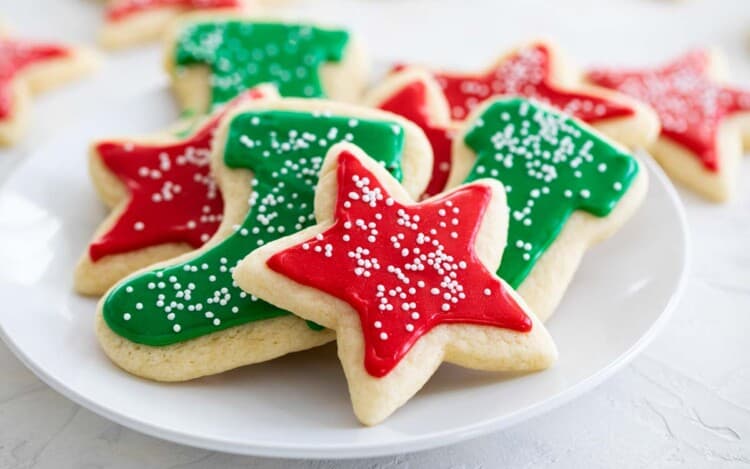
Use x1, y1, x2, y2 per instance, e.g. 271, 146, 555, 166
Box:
588, 51, 750, 172
404, 44, 635, 123
0, 39, 69, 119
88, 87, 269, 261
106, 0, 241, 22
376, 80, 454, 198
267, 150, 532, 377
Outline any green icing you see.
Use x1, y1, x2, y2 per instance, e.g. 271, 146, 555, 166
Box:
462, 98, 639, 288
103, 110, 405, 346
174, 21, 350, 109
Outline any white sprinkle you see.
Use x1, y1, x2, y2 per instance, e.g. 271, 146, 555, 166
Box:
173, 324, 181, 333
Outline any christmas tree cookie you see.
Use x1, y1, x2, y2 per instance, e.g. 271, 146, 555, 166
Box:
75, 85, 277, 296
588, 50, 750, 202
234, 143, 557, 425
448, 98, 648, 321
164, 14, 368, 114
96, 99, 433, 382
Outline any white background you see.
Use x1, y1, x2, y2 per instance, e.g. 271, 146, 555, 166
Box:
1, 0, 749, 467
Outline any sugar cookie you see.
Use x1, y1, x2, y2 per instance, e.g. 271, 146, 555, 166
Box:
448, 98, 648, 321
165, 15, 368, 114
75, 85, 277, 296
588, 50, 750, 202
380, 41, 659, 194
96, 99, 432, 382
235, 143, 556, 425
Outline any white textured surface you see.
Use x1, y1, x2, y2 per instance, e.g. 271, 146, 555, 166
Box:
1, 0, 749, 467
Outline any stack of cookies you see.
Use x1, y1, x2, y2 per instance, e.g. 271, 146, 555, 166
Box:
67, 11, 750, 425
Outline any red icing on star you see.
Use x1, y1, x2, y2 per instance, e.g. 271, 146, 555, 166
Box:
400, 44, 635, 123
0, 39, 70, 119
106, 0, 241, 22
88, 87, 269, 261
267, 150, 532, 377
376, 79, 454, 198
588, 51, 750, 172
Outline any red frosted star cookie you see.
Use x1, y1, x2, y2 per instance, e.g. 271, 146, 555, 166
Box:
235, 143, 556, 425
588, 50, 750, 201
0, 34, 96, 145
381, 41, 658, 197
74, 85, 277, 296
100, 0, 250, 48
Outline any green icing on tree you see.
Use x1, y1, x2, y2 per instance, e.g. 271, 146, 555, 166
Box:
174, 21, 349, 108
462, 98, 639, 288
103, 110, 405, 346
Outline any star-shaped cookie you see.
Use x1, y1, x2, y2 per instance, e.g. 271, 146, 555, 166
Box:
0, 33, 97, 145
75, 85, 277, 296
235, 143, 556, 425
100, 0, 251, 49
588, 50, 750, 202
374, 41, 658, 198
95, 99, 432, 382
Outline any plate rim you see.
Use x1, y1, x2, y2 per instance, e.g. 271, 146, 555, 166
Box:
0, 103, 690, 459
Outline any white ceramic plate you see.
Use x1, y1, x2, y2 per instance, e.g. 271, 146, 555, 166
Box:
0, 88, 688, 459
